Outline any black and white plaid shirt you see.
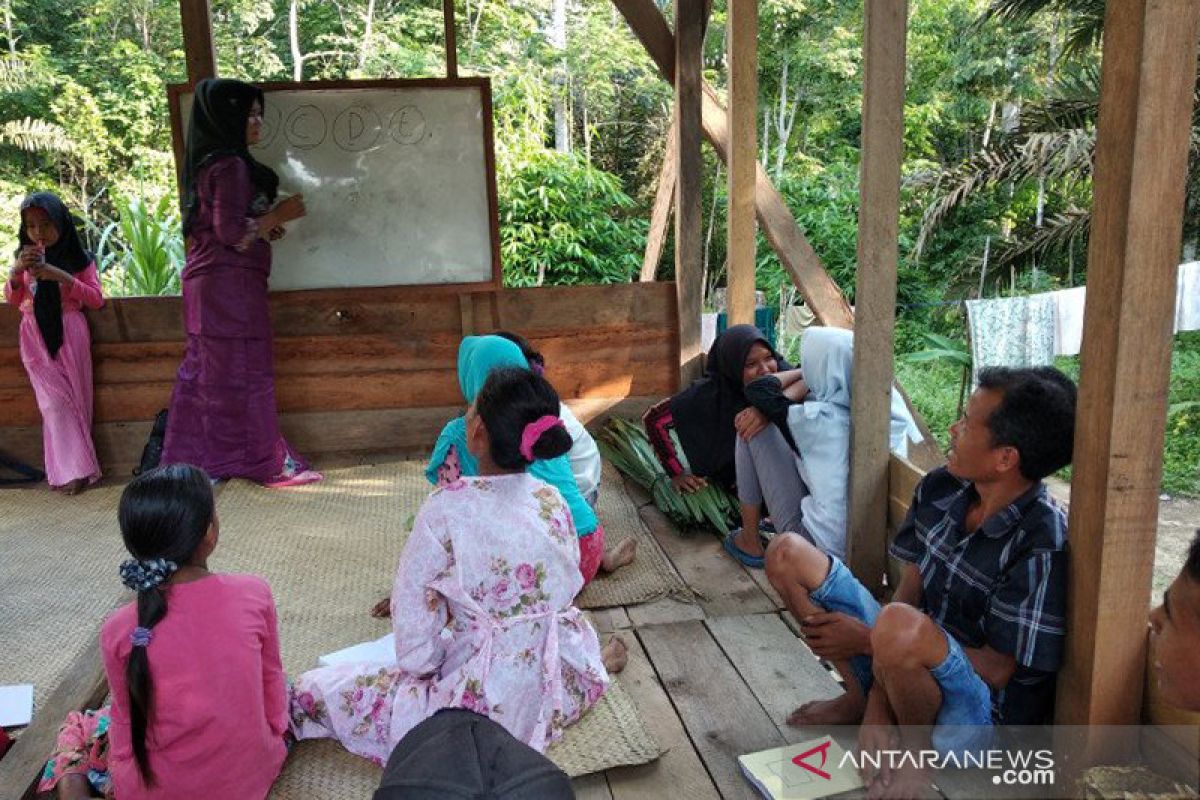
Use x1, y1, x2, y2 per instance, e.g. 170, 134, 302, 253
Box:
888, 467, 1068, 724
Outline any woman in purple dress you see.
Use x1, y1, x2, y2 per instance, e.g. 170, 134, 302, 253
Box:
161, 78, 321, 486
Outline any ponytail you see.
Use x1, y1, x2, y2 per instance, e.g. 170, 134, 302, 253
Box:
126, 584, 169, 784
116, 464, 214, 784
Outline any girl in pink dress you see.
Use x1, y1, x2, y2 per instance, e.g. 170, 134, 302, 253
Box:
4, 193, 103, 494
38, 464, 289, 799
290, 367, 628, 764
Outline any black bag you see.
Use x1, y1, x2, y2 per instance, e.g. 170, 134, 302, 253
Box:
134, 409, 169, 476
0, 451, 44, 485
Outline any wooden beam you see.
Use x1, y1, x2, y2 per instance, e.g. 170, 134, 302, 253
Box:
443, 0, 458, 79
611, 0, 850, 329
178, 0, 216, 83
1057, 0, 1200, 728
846, 0, 907, 592
675, 0, 704, 384
641, 111, 678, 282
726, 0, 757, 327
611, 0, 943, 470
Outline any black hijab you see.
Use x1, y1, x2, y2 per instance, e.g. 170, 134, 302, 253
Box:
182, 78, 279, 236
16, 193, 92, 359
669, 324, 791, 486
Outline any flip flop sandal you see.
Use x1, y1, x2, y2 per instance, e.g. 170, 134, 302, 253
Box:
723, 531, 766, 569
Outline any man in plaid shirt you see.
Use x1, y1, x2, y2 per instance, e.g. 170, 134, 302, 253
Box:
764, 366, 1076, 798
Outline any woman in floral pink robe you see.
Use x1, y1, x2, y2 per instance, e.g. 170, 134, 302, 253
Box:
289, 473, 611, 764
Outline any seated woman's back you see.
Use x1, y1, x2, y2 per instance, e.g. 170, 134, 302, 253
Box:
101, 573, 287, 799
392, 471, 603, 748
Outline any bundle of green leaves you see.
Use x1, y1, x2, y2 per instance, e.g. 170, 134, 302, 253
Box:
597, 417, 739, 535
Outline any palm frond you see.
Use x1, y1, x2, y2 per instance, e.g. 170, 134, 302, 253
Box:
983, 0, 1105, 56
0, 56, 31, 92
914, 128, 1095, 257
991, 206, 1091, 271
0, 118, 75, 154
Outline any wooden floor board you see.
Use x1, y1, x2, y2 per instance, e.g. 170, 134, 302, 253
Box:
707, 614, 845, 744
602, 631, 721, 800
572, 772, 614, 799
627, 596, 706, 627
638, 620, 788, 800
636, 505, 776, 617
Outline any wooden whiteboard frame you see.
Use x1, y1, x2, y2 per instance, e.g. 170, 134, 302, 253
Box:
166, 77, 503, 293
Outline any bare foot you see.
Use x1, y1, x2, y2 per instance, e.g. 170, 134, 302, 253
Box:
370, 596, 391, 618
61, 479, 86, 496
868, 764, 938, 800
55, 773, 92, 800
601, 634, 628, 674
600, 538, 637, 573
786, 692, 866, 727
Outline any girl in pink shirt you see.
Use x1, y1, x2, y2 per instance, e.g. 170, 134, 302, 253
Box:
39, 464, 289, 799
3, 193, 104, 494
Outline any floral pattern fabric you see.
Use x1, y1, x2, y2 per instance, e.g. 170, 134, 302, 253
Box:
37, 707, 113, 796
289, 473, 610, 764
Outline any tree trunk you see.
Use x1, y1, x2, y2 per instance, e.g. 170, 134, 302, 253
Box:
4, 0, 16, 57
358, 0, 376, 72
290, 0, 303, 81
551, 0, 570, 153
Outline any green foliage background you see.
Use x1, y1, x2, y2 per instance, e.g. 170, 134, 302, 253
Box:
0, 0, 1195, 492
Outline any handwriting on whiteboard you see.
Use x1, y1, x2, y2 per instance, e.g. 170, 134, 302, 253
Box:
253, 103, 428, 153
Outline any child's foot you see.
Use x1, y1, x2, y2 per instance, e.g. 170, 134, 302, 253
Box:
600, 538, 637, 573
601, 635, 628, 674
786, 692, 865, 727
61, 478, 86, 496
370, 596, 391, 618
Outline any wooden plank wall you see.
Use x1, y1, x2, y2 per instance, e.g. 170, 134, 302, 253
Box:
0, 282, 678, 475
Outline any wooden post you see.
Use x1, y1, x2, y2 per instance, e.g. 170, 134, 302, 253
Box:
179, 0, 216, 83
611, 0, 943, 469
1057, 0, 1200, 728
846, 0, 907, 592
443, 0, 458, 78
726, 0, 757, 327
641, 112, 678, 282
675, 0, 704, 384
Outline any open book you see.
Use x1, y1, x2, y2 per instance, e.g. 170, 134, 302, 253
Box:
738, 735, 864, 799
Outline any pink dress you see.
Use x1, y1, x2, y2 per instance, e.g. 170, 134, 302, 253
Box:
290, 473, 610, 764
101, 574, 289, 800
4, 264, 103, 487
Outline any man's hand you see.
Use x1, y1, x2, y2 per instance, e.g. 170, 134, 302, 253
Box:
671, 473, 707, 494
858, 721, 898, 790
733, 407, 769, 441
800, 611, 872, 661
858, 688, 898, 790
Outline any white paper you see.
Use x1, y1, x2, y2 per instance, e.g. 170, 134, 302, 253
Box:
0, 684, 34, 727
318, 634, 396, 667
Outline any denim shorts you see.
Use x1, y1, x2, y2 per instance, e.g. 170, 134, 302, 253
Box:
809, 555, 994, 755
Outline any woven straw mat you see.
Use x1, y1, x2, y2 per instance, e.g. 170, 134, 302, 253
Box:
209, 462, 659, 796
0, 482, 130, 709
576, 461, 689, 609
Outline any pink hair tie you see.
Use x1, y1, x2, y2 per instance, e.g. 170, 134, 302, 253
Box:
520, 415, 564, 462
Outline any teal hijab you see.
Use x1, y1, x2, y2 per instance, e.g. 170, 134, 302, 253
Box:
425, 335, 598, 537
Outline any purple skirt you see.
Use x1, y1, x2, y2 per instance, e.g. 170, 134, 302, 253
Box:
161, 334, 307, 482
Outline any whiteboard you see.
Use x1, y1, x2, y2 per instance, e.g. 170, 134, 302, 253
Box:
171, 80, 500, 291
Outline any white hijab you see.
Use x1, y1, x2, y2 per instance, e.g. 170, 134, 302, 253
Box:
786, 327, 922, 558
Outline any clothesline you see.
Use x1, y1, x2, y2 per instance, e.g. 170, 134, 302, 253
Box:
966, 262, 1200, 374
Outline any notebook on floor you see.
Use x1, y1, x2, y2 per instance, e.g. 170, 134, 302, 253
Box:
738, 735, 864, 799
